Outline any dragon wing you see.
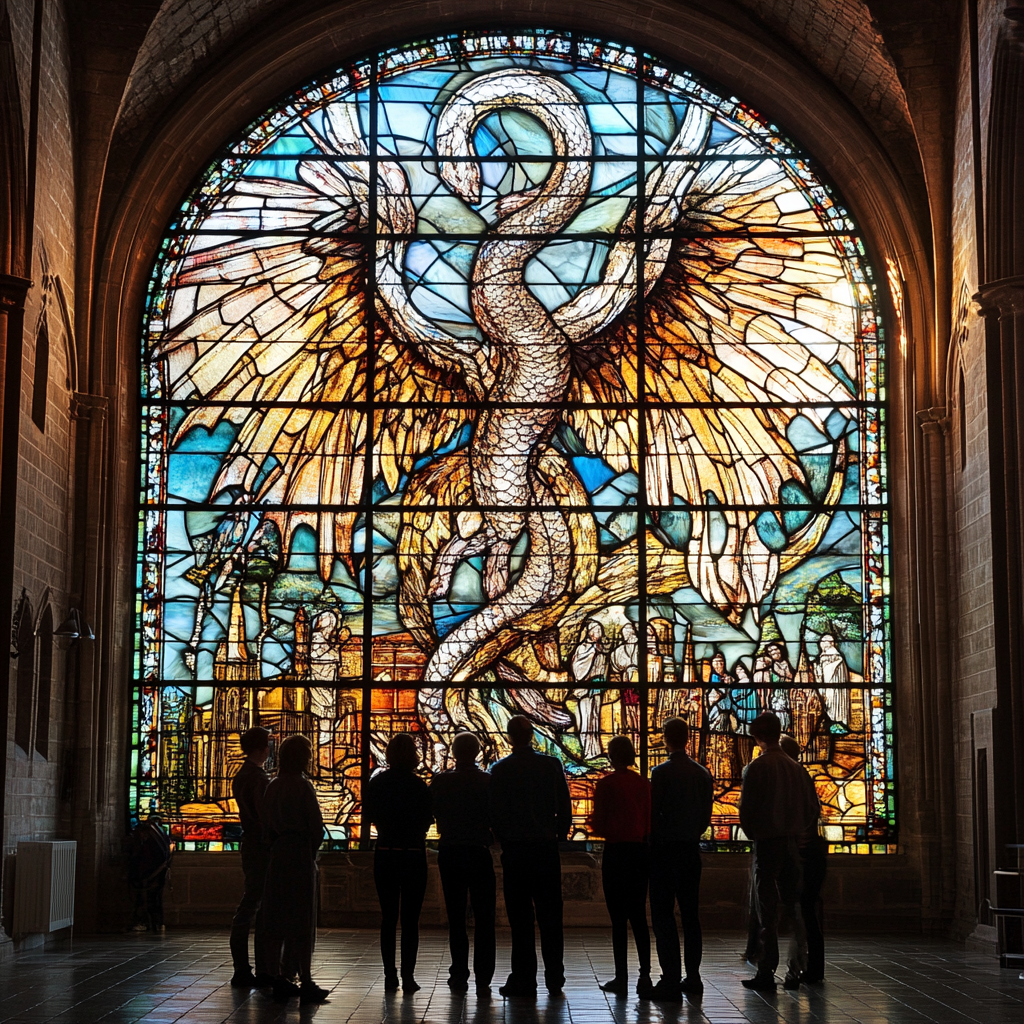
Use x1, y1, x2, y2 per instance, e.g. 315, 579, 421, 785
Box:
564, 128, 857, 622
156, 102, 477, 579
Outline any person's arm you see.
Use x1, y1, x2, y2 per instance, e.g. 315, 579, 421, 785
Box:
590, 777, 608, 837
649, 766, 664, 838
641, 776, 652, 839
304, 779, 326, 850
553, 760, 572, 840
363, 775, 377, 826
488, 766, 508, 841
699, 767, 714, 834
418, 777, 434, 834
738, 761, 759, 836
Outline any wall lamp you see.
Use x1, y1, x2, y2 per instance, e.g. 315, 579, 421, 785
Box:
54, 607, 95, 643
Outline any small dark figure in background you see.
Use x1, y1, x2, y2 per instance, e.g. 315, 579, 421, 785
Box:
739, 713, 820, 993
262, 734, 329, 1005
490, 715, 572, 998
648, 717, 714, 1001
591, 735, 653, 998
127, 814, 172, 933
229, 726, 273, 988
780, 734, 827, 983
431, 732, 496, 997
365, 732, 433, 994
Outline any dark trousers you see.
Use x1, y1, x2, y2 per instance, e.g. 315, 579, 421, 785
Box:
752, 837, 805, 976
131, 872, 167, 930
649, 841, 703, 983
601, 842, 651, 979
374, 848, 428, 978
800, 838, 828, 978
500, 840, 564, 990
438, 844, 496, 986
230, 838, 271, 974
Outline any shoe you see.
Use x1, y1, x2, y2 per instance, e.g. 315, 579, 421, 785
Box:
252, 973, 275, 988
230, 970, 257, 988
636, 975, 654, 998
131, 923, 147, 932
402, 976, 420, 993
742, 973, 777, 992
600, 976, 628, 995
498, 982, 538, 998
383, 972, 399, 992
800, 971, 824, 984
680, 976, 704, 997
649, 979, 683, 1002
300, 982, 330, 1004
546, 987, 565, 998
447, 978, 469, 993
476, 985, 492, 999
783, 971, 800, 990
271, 978, 300, 1002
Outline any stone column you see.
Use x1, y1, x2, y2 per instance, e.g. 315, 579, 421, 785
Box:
916, 406, 956, 922
973, 277, 1024, 859
0, 272, 30, 868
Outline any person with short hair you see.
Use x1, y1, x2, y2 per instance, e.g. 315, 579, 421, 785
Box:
739, 712, 820, 992
127, 813, 172, 933
431, 732, 496, 996
261, 734, 328, 1004
489, 715, 572, 998
365, 732, 434, 994
229, 726, 273, 988
591, 735, 652, 997
648, 717, 714, 1001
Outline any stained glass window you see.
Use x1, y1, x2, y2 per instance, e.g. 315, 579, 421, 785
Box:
132, 29, 894, 853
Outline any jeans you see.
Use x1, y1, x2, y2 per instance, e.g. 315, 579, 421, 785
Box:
500, 840, 564, 990
374, 848, 428, 978
752, 836, 806, 977
229, 838, 271, 974
649, 840, 703, 983
601, 842, 651, 979
438, 844, 496, 986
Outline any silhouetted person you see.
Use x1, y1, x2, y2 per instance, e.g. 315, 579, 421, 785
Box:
648, 717, 713, 1001
127, 814, 172, 932
431, 732, 496, 996
780, 735, 827, 983
230, 726, 273, 988
365, 732, 433, 993
490, 715, 571, 998
262, 734, 328, 1004
591, 735, 652, 997
739, 712, 819, 992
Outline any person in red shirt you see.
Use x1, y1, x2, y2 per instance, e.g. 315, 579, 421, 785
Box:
591, 735, 653, 997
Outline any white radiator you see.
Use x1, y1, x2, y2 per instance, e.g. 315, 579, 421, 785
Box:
14, 840, 76, 934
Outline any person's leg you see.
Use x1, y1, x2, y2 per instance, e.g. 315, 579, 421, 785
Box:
438, 847, 471, 986
373, 851, 401, 980
677, 842, 703, 983
778, 838, 806, 982
601, 844, 630, 982
744, 857, 762, 960
399, 850, 428, 984
648, 843, 681, 986
146, 874, 166, 930
467, 846, 497, 990
800, 843, 827, 980
500, 843, 538, 990
753, 839, 783, 978
533, 841, 565, 992
230, 839, 268, 975
625, 843, 651, 977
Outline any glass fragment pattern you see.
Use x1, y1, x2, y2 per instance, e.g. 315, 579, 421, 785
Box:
132, 29, 895, 853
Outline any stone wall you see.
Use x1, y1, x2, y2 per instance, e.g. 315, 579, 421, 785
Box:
157, 851, 925, 934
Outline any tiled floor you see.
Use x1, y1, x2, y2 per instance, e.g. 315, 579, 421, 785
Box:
0, 929, 1021, 1023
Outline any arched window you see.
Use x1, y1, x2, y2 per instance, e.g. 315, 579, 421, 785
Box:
31, 316, 48, 431
34, 605, 53, 759
132, 29, 892, 853
14, 595, 34, 754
